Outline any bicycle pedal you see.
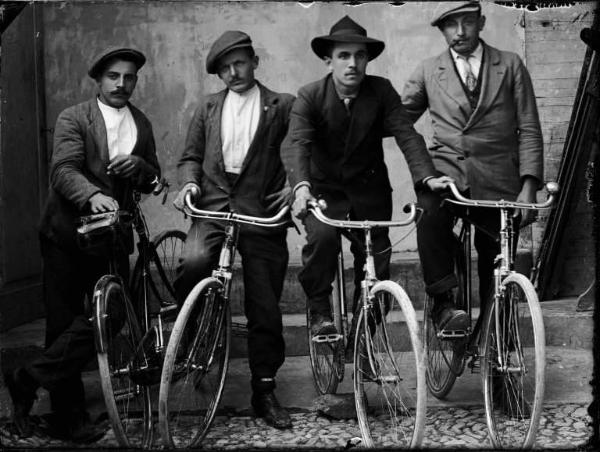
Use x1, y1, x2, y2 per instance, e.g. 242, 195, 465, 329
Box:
437, 329, 468, 339
231, 322, 248, 338
312, 333, 343, 343
159, 303, 178, 315
467, 355, 480, 373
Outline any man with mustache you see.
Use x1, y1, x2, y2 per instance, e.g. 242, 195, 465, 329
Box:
4, 47, 160, 442
401, 1, 543, 336
281, 16, 447, 343
173, 31, 294, 429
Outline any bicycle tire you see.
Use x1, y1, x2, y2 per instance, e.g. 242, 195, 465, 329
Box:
93, 275, 152, 448
131, 229, 186, 315
423, 248, 468, 399
158, 277, 230, 448
306, 269, 345, 394
481, 273, 545, 449
353, 280, 426, 448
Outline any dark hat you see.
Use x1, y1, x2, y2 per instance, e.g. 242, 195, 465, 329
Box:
431, 1, 481, 27
88, 47, 146, 79
311, 15, 385, 61
206, 30, 254, 74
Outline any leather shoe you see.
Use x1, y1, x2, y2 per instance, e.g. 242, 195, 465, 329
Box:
4, 368, 38, 437
40, 411, 108, 444
431, 293, 468, 333
251, 392, 292, 429
310, 312, 337, 337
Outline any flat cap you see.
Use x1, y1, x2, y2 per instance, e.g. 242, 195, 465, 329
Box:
431, 1, 481, 27
88, 47, 146, 79
206, 30, 254, 74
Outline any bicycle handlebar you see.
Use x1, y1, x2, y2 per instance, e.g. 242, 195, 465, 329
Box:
444, 182, 559, 210
308, 200, 418, 229
183, 192, 290, 227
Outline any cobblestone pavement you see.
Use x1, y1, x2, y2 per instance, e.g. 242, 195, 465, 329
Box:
0, 402, 592, 449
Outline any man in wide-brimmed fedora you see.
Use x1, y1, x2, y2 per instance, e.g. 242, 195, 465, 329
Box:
402, 1, 543, 339
4, 47, 160, 442
281, 16, 448, 343
173, 30, 294, 429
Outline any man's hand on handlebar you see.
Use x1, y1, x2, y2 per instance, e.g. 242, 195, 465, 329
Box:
292, 185, 317, 220
89, 193, 119, 213
173, 182, 201, 211
425, 175, 455, 192
515, 177, 539, 227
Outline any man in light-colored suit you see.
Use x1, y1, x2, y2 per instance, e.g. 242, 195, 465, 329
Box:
173, 31, 294, 429
402, 1, 543, 332
5, 47, 160, 442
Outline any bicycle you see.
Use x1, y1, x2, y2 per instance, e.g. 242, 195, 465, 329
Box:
84, 179, 186, 448
422, 181, 558, 449
157, 193, 290, 448
306, 201, 426, 449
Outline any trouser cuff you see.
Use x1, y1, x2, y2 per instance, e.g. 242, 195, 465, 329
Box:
426, 273, 458, 297
251, 377, 276, 394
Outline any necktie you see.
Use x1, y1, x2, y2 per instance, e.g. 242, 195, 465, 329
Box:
459, 55, 477, 92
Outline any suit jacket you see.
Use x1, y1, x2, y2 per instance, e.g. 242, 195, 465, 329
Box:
281, 74, 435, 221
39, 98, 160, 251
401, 42, 543, 200
177, 81, 295, 233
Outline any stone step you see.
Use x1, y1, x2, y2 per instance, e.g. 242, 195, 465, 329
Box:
229, 298, 591, 357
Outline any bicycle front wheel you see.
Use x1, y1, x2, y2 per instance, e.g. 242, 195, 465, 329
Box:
481, 273, 545, 449
93, 275, 151, 448
158, 277, 230, 448
354, 281, 426, 448
306, 269, 345, 394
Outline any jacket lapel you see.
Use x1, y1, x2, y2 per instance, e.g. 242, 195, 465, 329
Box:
434, 50, 473, 125
464, 43, 506, 131
237, 82, 276, 181
88, 98, 110, 163
207, 89, 230, 187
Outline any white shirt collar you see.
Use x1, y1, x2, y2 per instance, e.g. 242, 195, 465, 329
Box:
227, 82, 260, 99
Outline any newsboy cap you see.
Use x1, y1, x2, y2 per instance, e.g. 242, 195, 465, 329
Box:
430, 1, 482, 27
311, 15, 385, 61
206, 30, 254, 74
88, 47, 146, 79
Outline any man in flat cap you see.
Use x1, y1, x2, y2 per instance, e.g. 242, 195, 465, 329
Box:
281, 16, 447, 344
4, 47, 160, 442
173, 31, 294, 429
402, 2, 543, 338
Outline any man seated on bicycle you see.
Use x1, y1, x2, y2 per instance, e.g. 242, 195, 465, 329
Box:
173, 31, 294, 429
281, 16, 448, 341
4, 47, 160, 442
401, 2, 543, 334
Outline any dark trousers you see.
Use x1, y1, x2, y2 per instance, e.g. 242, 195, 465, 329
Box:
174, 219, 288, 392
300, 208, 391, 317
27, 236, 128, 416
416, 189, 503, 305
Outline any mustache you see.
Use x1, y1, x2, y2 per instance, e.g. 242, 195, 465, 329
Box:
110, 89, 129, 95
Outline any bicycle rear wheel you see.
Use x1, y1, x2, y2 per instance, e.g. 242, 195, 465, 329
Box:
306, 267, 345, 394
423, 248, 468, 399
481, 273, 545, 449
132, 229, 186, 315
354, 281, 426, 448
158, 277, 230, 448
93, 275, 151, 448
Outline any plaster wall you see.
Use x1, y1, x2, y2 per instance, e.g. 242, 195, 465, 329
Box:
41, 0, 529, 263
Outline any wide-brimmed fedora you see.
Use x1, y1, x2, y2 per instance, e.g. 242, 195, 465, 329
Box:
430, 1, 481, 27
88, 47, 146, 79
311, 15, 385, 61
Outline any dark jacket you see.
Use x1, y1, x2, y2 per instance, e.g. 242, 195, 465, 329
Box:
401, 42, 543, 200
177, 82, 295, 232
281, 74, 435, 220
39, 98, 160, 251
